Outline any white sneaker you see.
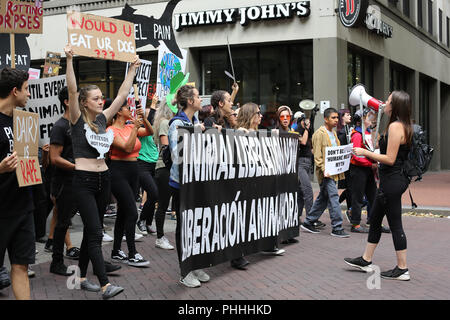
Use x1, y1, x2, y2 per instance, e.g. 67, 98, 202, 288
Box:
122, 233, 144, 242
102, 232, 113, 242
179, 271, 201, 288
192, 269, 210, 283
155, 236, 175, 250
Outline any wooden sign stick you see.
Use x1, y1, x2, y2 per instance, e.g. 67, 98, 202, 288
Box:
10, 34, 15, 69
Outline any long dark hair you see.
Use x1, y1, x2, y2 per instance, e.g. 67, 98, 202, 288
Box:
388, 91, 413, 146
210, 90, 228, 126
337, 109, 350, 131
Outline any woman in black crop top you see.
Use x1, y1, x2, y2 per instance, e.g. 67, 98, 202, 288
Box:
344, 91, 413, 281
64, 45, 141, 299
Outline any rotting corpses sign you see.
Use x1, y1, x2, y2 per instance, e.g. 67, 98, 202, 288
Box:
177, 128, 299, 275
0, 0, 44, 34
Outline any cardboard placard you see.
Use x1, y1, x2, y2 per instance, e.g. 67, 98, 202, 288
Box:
25, 75, 67, 146
13, 109, 42, 187
125, 59, 151, 116
42, 51, 61, 78
67, 11, 136, 63
0, 0, 44, 34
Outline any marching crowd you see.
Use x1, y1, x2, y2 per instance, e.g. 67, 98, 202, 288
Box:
0, 46, 413, 300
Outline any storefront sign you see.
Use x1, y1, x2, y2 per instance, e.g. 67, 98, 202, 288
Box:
67, 11, 136, 62
178, 128, 299, 276
339, 1, 393, 38
174, 1, 311, 31
13, 109, 42, 187
0, 0, 44, 34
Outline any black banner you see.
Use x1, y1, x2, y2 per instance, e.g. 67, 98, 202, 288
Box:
177, 127, 299, 276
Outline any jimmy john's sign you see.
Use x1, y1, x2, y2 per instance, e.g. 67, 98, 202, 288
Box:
174, 1, 311, 31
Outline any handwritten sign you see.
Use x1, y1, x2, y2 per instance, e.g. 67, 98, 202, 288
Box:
24, 75, 67, 146
156, 42, 187, 98
125, 59, 151, 116
13, 109, 42, 187
0, 0, 44, 34
42, 51, 61, 78
324, 144, 353, 176
67, 11, 136, 63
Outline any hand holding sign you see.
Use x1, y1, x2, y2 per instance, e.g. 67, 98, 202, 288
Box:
0, 151, 18, 173
353, 147, 367, 157
64, 44, 74, 59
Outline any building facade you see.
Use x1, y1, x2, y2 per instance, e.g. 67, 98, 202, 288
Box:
30, 0, 450, 170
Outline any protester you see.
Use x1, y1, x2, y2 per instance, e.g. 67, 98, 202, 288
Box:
337, 109, 353, 216
237, 103, 286, 255
152, 100, 175, 250
198, 104, 213, 123
64, 44, 140, 299
347, 109, 376, 233
108, 100, 152, 267
345, 91, 413, 280
48, 86, 81, 276
168, 84, 211, 288
136, 94, 159, 236
301, 107, 349, 238
0, 67, 34, 299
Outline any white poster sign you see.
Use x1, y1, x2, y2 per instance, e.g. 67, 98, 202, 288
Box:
324, 143, 353, 176
24, 75, 67, 146
156, 42, 187, 99
125, 59, 152, 117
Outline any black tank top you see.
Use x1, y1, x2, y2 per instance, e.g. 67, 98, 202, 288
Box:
379, 133, 410, 175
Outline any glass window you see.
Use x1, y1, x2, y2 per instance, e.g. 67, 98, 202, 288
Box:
403, 0, 410, 18
447, 17, 450, 47
347, 50, 374, 96
418, 0, 423, 27
439, 9, 443, 43
419, 77, 430, 143
78, 59, 107, 95
428, 0, 433, 35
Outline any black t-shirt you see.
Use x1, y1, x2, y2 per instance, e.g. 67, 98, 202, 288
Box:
50, 116, 74, 181
0, 112, 34, 218
296, 125, 313, 158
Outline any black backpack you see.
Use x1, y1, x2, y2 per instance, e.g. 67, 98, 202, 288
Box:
403, 124, 434, 182
160, 144, 172, 168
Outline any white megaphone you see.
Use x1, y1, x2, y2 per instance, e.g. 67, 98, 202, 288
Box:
349, 84, 384, 112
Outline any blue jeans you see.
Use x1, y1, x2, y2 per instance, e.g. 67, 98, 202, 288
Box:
305, 178, 344, 231
298, 157, 314, 217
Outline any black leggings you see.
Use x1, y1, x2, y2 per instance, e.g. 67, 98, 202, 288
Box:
137, 160, 159, 226
73, 170, 110, 287
110, 161, 139, 257
350, 165, 376, 225
155, 167, 170, 239
368, 172, 409, 251
170, 186, 184, 275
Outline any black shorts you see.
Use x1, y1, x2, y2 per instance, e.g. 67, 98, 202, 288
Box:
0, 212, 36, 266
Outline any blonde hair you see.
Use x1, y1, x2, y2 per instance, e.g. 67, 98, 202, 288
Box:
79, 85, 101, 134
153, 100, 174, 145
236, 102, 259, 130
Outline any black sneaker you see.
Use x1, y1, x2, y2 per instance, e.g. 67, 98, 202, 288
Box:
50, 263, 74, 276
300, 222, 320, 234
313, 220, 326, 229
127, 253, 150, 267
351, 225, 369, 233
230, 257, 250, 270
44, 239, 53, 253
111, 250, 128, 263
331, 229, 350, 238
104, 261, 121, 274
344, 256, 373, 272
381, 225, 391, 233
381, 266, 410, 281
65, 247, 80, 260
0, 266, 11, 290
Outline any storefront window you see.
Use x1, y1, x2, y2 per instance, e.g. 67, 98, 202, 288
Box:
200, 42, 313, 128
347, 50, 374, 95
419, 76, 431, 143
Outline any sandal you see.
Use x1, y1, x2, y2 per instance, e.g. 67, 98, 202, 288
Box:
66, 247, 80, 260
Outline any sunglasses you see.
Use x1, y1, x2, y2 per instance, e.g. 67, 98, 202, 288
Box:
280, 115, 291, 120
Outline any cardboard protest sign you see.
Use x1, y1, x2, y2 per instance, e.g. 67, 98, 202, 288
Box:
125, 59, 151, 116
156, 42, 187, 99
67, 11, 136, 63
42, 52, 61, 78
0, 0, 44, 34
25, 75, 67, 146
13, 109, 42, 187
324, 144, 353, 176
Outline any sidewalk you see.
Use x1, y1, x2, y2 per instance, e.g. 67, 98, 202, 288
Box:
0, 171, 449, 300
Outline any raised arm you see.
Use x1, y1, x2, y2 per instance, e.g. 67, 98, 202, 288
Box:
230, 82, 239, 104
136, 105, 153, 137
64, 45, 80, 124
103, 56, 141, 123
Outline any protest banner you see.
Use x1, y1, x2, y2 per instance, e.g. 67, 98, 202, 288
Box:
42, 52, 61, 78
0, 32, 31, 71
24, 75, 67, 146
125, 59, 151, 116
178, 128, 299, 276
324, 144, 353, 176
156, 41, 187, 99
67, 11, 136, 63
0, 0, 44, 34
13, 109, 42, 187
